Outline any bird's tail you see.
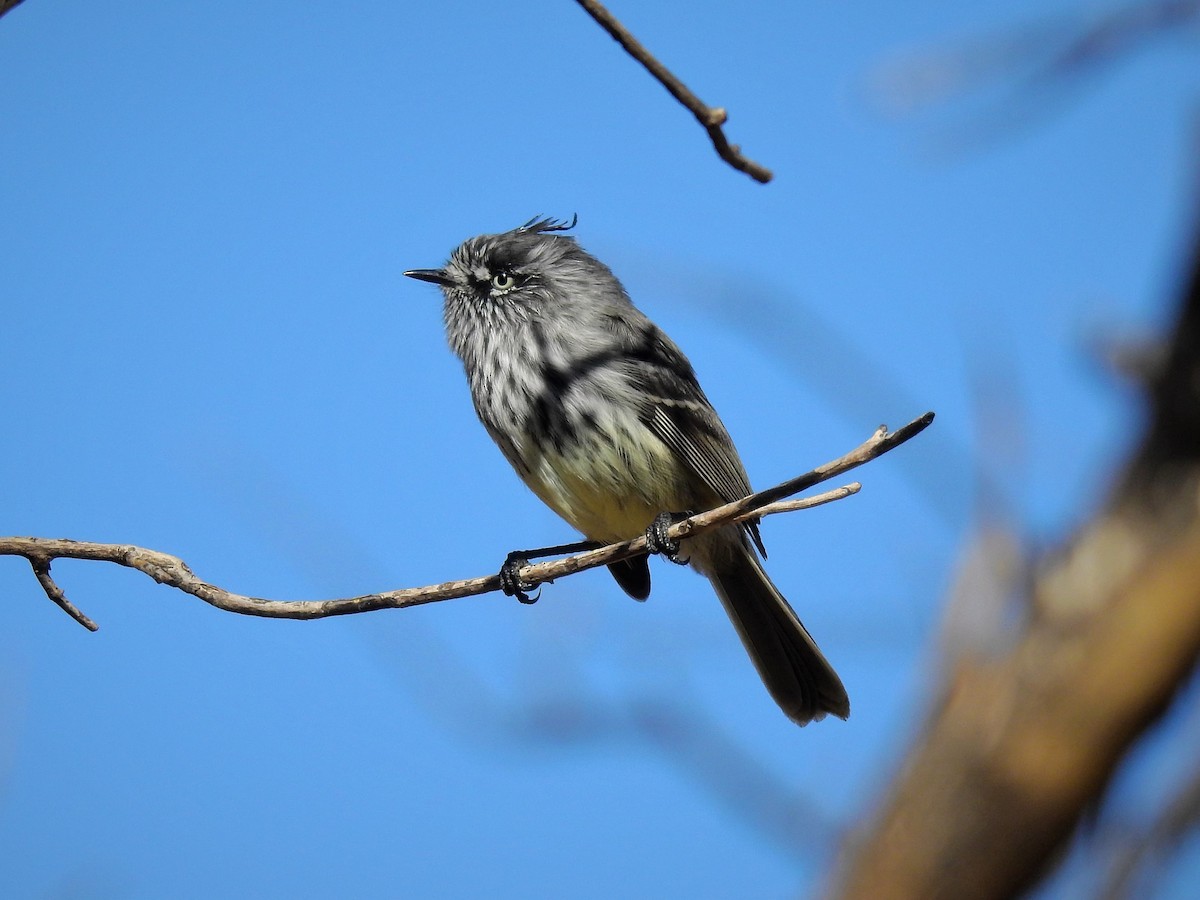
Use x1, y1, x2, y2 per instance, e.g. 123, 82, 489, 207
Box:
708, 544, 849, 725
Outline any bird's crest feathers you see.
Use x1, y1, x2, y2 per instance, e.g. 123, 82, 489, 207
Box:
517, 214, 578, 236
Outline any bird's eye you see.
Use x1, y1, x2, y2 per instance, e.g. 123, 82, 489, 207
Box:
491, 272, 516, 291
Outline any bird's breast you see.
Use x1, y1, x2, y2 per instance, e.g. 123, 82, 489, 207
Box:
460, 323, 694, 541
518, 410, 692, 543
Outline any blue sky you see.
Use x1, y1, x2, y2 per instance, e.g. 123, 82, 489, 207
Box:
3, 2, 1199, 897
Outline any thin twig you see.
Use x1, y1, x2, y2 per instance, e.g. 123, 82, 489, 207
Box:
573, 0, 773, 183
757, 483, 859, 518
27, 556, 99, 632
1, 414, 932, 629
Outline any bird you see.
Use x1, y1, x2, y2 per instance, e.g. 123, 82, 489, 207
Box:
404, 216, 848, 725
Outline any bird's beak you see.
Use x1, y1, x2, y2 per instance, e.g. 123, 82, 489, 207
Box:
403, 268, 452, 287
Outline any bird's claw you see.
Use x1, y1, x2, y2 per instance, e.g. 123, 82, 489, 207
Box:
646, 511, 689, 565
500, 552, 541, 604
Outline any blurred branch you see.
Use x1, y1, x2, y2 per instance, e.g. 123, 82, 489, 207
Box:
1, 413, 932, 630
1036, 0, 1200, 80
572, 0, 773, 183
0, 0, 27, 21
831, 215, 1200, 898
870, 0, 1200, 149
629, 697, 839, 855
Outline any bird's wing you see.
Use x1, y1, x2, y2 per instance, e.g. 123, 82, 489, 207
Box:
630, 327, 766, 555
646, 401, 751, 509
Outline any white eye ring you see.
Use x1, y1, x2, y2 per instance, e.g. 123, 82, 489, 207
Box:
491, 272, 516, 291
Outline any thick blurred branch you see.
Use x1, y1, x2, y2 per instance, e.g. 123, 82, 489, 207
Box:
573, 0, 773, 183
831, 219, 1200, 897
2, 414, 932, 631
0, 0, 27, 21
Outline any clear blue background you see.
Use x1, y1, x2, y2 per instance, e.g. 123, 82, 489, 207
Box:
2, 2, 1198, 897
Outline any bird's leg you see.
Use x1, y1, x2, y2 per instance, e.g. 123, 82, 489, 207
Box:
645, 511, 693, 565
499, 538, 602, 604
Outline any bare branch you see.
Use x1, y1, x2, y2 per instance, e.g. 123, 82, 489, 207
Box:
757, 482, 859, 518
1, 415, 931, 630
573, 0, 773, 184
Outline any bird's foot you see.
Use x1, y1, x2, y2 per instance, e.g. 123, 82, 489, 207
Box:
498, 538, 602, 604
500, 552, 541, 604
646, 511, 691, 565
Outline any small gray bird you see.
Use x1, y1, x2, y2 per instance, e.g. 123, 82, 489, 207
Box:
404, 217, 849, 725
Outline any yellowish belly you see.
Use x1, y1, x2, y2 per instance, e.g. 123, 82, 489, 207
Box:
520, 435, 689, 544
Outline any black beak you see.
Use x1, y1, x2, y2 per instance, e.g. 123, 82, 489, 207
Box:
403, 268, 451, 286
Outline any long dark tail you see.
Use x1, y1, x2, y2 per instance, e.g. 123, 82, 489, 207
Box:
708, 545, 849, 725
